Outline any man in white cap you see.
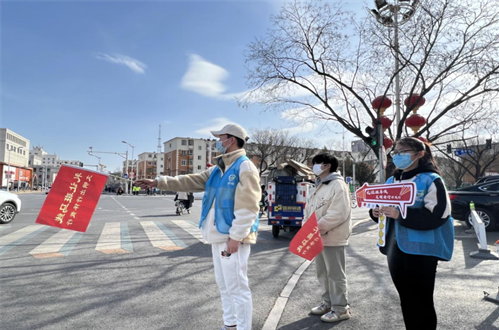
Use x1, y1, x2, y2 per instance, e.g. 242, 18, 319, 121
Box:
135, 123, 260, 330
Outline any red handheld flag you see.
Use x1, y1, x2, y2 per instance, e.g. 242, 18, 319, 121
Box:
36, 165, 108, 232
289, 212, 324, 261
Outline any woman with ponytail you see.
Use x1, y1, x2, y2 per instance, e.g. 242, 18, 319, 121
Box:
370, 137, 454, 330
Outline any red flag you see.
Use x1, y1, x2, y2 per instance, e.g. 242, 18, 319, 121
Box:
36, 165, 108, 232
289, 212, 324, 261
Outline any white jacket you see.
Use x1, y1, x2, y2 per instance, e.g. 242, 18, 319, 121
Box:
303, 172, 352, 246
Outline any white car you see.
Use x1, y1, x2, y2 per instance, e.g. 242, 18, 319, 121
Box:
0, 190, 22, 224
193, 192, 205, 200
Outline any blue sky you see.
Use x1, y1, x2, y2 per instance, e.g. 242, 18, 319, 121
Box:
1, 0, 360, 172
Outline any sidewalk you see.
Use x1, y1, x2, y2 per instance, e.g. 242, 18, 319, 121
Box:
275, 221, 499, 329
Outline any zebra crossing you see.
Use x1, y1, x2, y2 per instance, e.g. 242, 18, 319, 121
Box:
0, 220, 275, 259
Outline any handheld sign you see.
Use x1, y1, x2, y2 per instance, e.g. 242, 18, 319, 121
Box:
289, 212, 324, 261
355, 182, 416, 247
355, 182, 416, 218
36, 165, 108, 232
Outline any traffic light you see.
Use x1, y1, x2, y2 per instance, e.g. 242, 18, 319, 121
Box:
446, 144, 452, 153
365, 126, 378, 147
486, 139, 492, 149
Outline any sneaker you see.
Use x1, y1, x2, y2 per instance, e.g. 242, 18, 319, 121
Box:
310, 301, 331, 315
320, 309, 351, 323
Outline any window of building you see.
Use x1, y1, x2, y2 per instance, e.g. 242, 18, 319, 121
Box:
198, 146, 202, 150
181, 150, 186, 155
188, 140, 194, 146
189, 169, 193, 174
189, 160, 193, 165
181, 171, 186, 174
197, 165, 201, 170
181, 160, 186, 166
198, 155, 201, 160
181, 140, 187, 145
189, 150, 193, 155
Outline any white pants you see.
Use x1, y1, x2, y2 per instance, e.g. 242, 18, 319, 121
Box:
212, 242, 252, 330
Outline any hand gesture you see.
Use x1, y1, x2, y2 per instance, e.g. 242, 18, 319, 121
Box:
134, 179, 157, 190
380, 206, 400, 219
372, 207, 380, 217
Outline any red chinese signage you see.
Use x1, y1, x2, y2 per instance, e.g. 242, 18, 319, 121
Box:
355, 182, 416, 218
289, 212, 324, 261
36, 165, 108, 232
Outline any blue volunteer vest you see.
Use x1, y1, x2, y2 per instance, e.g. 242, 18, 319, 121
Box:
383, 172, 454, 261
199, 155, 259, 234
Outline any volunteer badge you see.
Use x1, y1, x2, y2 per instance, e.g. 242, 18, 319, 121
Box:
36, 165, 108, 232
289, 212, 324, 261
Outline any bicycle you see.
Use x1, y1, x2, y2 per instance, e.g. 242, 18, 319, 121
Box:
351, 193, 358, 209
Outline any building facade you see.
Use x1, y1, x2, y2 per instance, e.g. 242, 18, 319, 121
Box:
0, 128, 32, 189
163, 137, 218, 176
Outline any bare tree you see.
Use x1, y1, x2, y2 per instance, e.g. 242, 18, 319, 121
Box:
242, 0, 499, 157
436, 131, 499, 183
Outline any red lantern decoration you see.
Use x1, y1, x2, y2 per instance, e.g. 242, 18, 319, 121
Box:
379, 115, 393, 131
383, 136, 393, 149
371, 96, 392, 115
404, 94, 426, 113
405, 114, 427, 134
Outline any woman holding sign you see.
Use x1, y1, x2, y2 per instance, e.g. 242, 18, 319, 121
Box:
370, 137, 454, 330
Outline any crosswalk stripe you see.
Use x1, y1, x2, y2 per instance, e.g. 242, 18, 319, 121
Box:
29, 229, 83, 258
172, 220, 205, 243
95, 222, 132, 254
140, 221, 186, 251
0, 224, 11, 232
0, 225, 48, 256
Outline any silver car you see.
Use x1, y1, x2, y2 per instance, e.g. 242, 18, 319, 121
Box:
0, 190, 22, 224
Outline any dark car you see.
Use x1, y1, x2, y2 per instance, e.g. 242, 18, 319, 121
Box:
475, 175, 499, 184
449, 181, 499, 230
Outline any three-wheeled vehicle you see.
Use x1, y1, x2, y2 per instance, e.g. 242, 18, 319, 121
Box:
266, 159, 315, 238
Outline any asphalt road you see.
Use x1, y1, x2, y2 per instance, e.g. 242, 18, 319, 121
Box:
1, 192, 498, 330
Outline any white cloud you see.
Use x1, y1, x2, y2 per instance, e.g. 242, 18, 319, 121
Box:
181, 54, 230, 98
95, 53, 147, 74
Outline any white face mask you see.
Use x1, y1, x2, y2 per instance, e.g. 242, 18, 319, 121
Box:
312, 164, 324, 176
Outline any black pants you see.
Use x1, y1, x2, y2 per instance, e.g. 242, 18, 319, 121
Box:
388, 244, 439, 330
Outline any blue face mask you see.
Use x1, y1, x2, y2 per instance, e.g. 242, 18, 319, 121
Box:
216, 139, 231, 154
392, 153, 415, 170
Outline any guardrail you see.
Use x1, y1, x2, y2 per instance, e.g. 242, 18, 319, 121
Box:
469, 210, 498, 260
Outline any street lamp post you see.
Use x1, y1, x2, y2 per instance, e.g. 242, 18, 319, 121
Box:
88, 147, 129, 193
122, 141, 135, 193
369, 0, 419, 133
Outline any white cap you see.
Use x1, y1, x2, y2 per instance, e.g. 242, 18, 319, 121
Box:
211, 124, 249, 144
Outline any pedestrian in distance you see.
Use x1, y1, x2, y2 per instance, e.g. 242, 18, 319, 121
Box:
305, 153, 352, 323
174, 191, 191, 215
259, 184, 268, 216
369, 136, 454, 330
135, 123, 260, 330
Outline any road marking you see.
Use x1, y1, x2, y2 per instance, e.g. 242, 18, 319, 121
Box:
0, 224, 11, 232
29, 229, 83, 258
262, 260, 312, 330
0, 225, 48, 256
95, 222, 132, 254
172, 220, 205, 243
140, 221, 186, 251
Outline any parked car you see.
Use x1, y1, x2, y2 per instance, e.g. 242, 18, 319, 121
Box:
0, 190, 22, 224
449, 181, 499, 230
475, 175, 499, 184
